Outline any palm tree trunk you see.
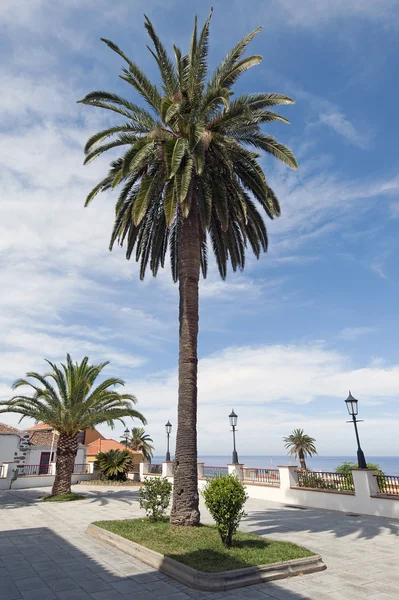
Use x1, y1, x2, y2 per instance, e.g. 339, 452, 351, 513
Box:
170, 199, 201, 526
51, 432, 78, 496
299, 450, 307, 471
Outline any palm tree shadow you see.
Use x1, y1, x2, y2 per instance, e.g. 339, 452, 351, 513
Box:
243, 506, 399, 542
0, 526, 314, 599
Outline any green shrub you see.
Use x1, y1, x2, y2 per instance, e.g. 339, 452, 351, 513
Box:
336, 461, 384, 476
202, 474, 248, 548
94, 449, 132, 481
138, 477, 172, 521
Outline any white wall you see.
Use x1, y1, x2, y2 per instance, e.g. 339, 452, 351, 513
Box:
26, 445, 87, 466
0, 434, 20, 464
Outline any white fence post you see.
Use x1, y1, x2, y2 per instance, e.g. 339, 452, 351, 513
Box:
228, 463, 244, 480
278, 465, 298, 491
197, 463, 205, 480
139, 461, 150, 481
49, 462, 56, 475
162, 461, 174, 477
352, 469, 379, 498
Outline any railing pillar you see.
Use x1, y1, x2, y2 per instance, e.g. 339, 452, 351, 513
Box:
197, 462, 205, 479
352, 469, 378, 497
228, 463, 244, 480
49, 462, 56, 475
278, 465, 299, 489
162, 461, 174, 477
1, 462, 18, 489
139, 461, 150, 481
87, 462, 94, 474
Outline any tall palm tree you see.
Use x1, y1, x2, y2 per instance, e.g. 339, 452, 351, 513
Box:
78, 11, 297, 525
129, 426, 154, 462
0, 354, 145, 496
284, 428, 317, 470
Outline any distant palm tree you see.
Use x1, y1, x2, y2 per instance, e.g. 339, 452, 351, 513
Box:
284, 428, 317, 470
79, 11, 297, 525
0, 354, 145, 495
129, 427, 154, 462
95, 449, 132, 481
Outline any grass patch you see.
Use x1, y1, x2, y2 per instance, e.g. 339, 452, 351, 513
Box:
40, 493, 87, 502
94, 518, 314, 573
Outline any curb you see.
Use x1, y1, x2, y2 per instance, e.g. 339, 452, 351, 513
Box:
87, 524, 326, 591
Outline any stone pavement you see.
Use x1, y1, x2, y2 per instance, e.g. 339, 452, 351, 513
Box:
0, 485, 398, 600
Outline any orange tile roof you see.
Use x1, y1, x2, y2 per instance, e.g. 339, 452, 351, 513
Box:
87, 438, 142, 455
0, 422, 20, 434
25, 423, 52, 431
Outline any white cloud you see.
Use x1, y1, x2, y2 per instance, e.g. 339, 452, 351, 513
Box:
337, 327, 378, 341
256, 0, 399, 29
68, 342, 399, 456
318, 111, 372, 149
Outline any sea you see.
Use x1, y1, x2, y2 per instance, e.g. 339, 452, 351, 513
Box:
152, 455, 399, 475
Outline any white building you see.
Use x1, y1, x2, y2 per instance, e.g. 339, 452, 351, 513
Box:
0, 422, 87, 475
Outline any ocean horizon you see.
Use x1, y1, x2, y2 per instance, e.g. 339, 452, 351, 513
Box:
152, 455, 399, 475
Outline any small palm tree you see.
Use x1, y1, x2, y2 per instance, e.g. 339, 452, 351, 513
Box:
284, 428, 317, 470
95, 449, 132, 481
79, 12, 297, 525
0, 354, 145, 495
129, 427, 154, 462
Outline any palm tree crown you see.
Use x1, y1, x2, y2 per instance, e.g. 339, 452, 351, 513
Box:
78, 10, 297, 281
0, 354, 145, 496
284, 428, 317, 470
129, 426, 154, 462
0, 354, 145, 434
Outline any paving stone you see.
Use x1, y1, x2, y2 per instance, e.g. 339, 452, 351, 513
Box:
122, 593, 158, 600
47, 578, 80, 592
15, 576, 47, 591
90, 591, 124, 600
143, 581, 180, 595
55, 591, 92, 600
21, 589, 56, 600
111, 579, 145, 594
79, 579, 112, 593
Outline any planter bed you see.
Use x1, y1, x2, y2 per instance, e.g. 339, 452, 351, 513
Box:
88, 519, 325, 591
78, 480, 142, 486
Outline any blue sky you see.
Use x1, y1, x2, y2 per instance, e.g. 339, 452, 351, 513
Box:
1, 0, 399, 458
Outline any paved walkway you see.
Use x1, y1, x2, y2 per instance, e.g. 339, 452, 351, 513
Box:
0, 485, 398, 600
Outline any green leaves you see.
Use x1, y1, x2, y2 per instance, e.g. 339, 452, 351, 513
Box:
169, 138, 188, 178
79, 12, 298, 282
163, 180, 176, 225
0, 355, 146, 440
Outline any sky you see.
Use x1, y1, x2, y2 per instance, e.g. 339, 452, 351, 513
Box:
1, 0, 399, 459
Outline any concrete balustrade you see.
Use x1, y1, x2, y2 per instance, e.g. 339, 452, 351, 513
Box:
136, 461, 399, 520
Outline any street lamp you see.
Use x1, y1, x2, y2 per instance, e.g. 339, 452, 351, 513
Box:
165, 420, 172, 462
229, 409, 239, 464
345, 391, 367, 469
123, 427, 130, 449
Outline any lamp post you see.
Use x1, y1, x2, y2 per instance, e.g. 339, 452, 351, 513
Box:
165, 421, 172, 462
345, 391, 367, 469
229, 409, 239, 464
123, 427, 130, 449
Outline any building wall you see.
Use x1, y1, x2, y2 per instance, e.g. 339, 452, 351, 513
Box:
84, 428, 105, 445
26, 446, 87, 466
0, 434, 20, 464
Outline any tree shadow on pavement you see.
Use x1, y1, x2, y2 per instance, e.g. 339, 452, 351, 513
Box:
243, 505, 399, 541
0, 526, 318, 600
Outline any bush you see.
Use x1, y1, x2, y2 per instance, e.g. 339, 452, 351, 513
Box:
336, 461, 384, 476
95, 449, 132, 481
138, 477, 172, 521
202, 474, 248, 548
